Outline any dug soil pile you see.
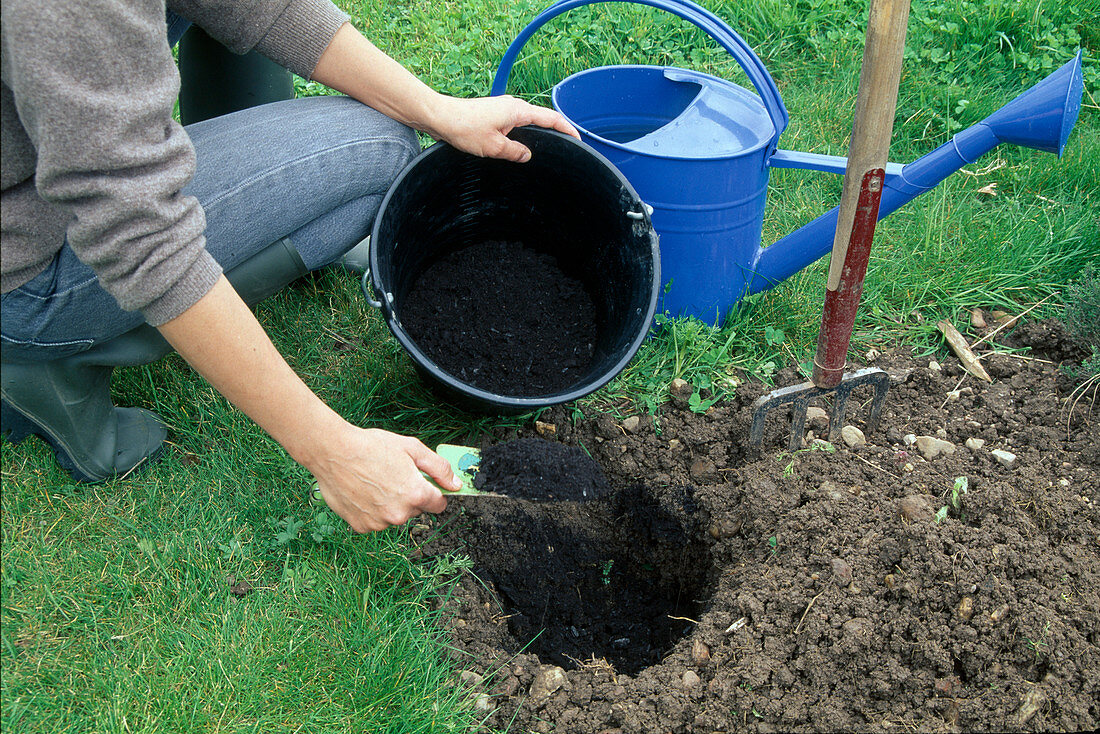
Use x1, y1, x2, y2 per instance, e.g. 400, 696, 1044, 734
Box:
419, 320, 1098, 733
401, 240, 597, 397
473, 437, 611, 501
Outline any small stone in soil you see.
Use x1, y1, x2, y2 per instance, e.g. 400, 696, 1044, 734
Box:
691, 639, 711, 665
898, 495, 934, 522
991, 448, 1017, 468
841, 425, 866, 447
708, 518, 741, 539
670, 378, 693, 406
934, 676, 961, 696
831, 558, 853, 585
915, 435, 955, 460
807, 406, 829, 428
529, 665, 567, 701
1017, 688, 1046, 725
459, 670, 484, 687
689, 457, 718, 483
819, 480, 844, 501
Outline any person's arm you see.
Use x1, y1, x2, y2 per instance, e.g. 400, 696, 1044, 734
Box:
311, 22, 579, 162
157, 276, 459, 533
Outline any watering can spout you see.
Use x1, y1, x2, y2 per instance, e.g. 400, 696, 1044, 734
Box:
751, 51, 1084, 295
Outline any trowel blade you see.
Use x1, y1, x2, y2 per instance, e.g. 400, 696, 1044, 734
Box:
433, 444, 498, 497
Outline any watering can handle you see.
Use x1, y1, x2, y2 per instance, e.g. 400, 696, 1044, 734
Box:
491, 0, 789, 146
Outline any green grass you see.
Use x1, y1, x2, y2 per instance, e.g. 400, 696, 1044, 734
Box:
4, 0, 1098, 731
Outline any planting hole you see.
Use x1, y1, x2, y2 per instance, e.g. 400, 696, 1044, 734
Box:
454, 481, 713, 675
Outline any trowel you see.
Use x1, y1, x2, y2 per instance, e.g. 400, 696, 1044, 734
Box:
308, 444, 502, 506
431, 444, 497, 497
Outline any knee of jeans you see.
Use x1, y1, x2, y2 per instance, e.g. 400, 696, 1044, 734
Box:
382, 117, 422, 166
363, 105, 420, 160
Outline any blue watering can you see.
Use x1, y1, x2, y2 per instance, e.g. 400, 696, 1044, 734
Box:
492, 0, 1086, 324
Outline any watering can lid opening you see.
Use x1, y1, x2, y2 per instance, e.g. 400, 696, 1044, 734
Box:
555, 66, 776, 159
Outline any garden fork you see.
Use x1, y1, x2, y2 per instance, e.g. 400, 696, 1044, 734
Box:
750, 0, 909, 451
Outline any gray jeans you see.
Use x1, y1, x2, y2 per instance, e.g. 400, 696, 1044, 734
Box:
0, 95, 419, 362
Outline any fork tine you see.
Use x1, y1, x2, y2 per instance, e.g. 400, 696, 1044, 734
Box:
828, 389, 850, 443
749, 368, 890, 449
789, 400, 809, 452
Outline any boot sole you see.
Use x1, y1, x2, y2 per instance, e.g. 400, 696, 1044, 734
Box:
1, 399, 165, 483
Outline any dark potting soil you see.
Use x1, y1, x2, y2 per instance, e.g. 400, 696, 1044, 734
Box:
473, 437, 611, 501
400, 240, 597, 397
433, 482, 709, 676
415, 317, 1100, 733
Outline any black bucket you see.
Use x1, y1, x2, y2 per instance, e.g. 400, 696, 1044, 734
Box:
365, 126, 659, 412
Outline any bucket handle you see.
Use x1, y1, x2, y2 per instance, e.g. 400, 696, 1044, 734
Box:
491, 0, 789, 146
360, 268, 383, 309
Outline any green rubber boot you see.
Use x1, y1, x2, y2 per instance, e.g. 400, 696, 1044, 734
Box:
225, 237, 307, 306
1, 238, 308, 482
1, 347, 169, 482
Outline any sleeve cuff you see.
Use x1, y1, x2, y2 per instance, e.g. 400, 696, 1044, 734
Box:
142, 247, 223, 327
257, 0, 350, 79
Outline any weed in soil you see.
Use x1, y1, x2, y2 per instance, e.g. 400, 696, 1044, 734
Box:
1064, 263, 1100, 378
401, 240, 597, 397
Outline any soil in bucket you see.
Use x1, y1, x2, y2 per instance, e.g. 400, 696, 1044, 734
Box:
400, 240, 597, 397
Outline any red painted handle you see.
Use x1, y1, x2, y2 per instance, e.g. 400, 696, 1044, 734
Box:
812, 169, 885, 387
811, 0, 909, 389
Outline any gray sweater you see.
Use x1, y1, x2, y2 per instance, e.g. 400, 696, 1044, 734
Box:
1, 0, 348, 326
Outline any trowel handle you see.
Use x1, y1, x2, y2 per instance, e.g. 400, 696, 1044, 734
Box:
492, 0, 789, 143
813, 0, 910, 389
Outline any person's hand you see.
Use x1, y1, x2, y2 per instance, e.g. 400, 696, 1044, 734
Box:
308, 423, 460, 533
426, 94, 581, 162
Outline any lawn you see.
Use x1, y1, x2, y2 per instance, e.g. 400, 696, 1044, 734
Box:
2, 1, 1097, 732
